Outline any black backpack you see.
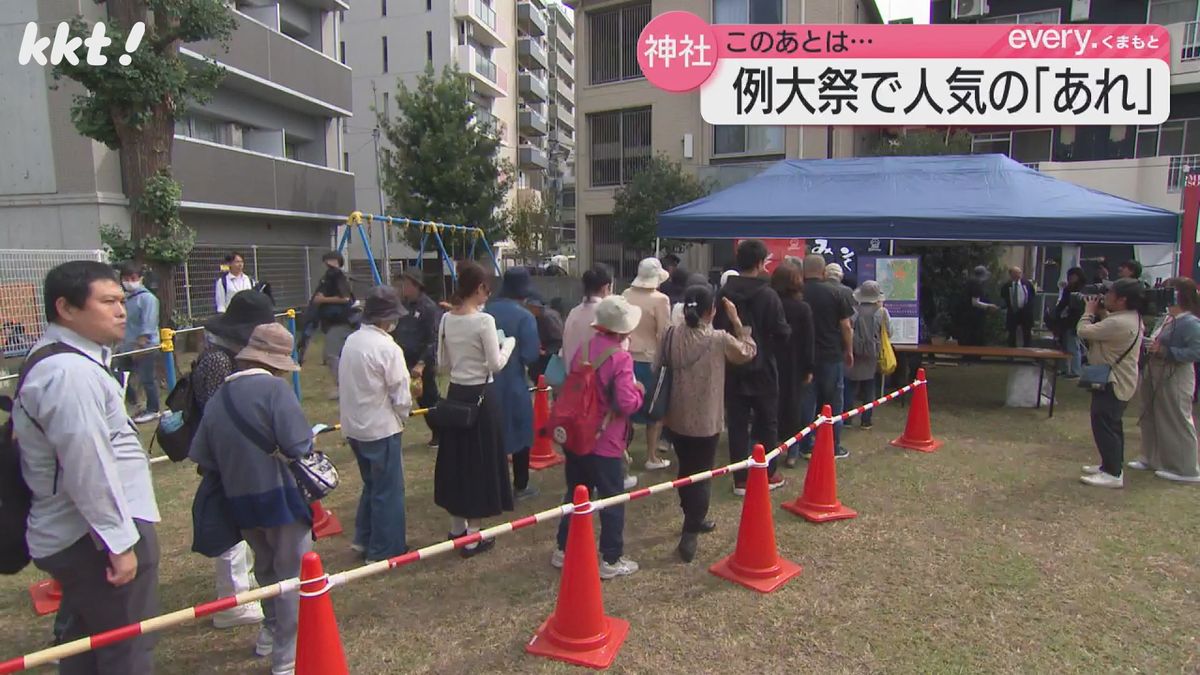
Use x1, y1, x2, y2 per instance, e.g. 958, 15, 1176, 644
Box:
153, 366, 202, 462
0, 342, 90, 574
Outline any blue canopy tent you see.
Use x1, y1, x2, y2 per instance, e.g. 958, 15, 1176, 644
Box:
657, 154, 1180, 244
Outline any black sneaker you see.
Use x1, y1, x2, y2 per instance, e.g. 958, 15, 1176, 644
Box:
514, 485, 540, 500
834, 447, 851, 460
460, 537, 495, 559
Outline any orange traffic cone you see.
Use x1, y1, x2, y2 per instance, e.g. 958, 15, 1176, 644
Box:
890, 368, 942, 453
529, 375, 564, 470
782, 407, 858, 523
29, 578, 61, 616
526, 485, 629, 669
311, 500, 343, 539
710, 444, 803, 593
295, 552, 349, 675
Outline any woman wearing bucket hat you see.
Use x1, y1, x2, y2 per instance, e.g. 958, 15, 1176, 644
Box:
622, 257, 673, 471
189, 322, 313, 675
188, 290, 276, 635
846, 280, 893, 430
550, 295, 645, 578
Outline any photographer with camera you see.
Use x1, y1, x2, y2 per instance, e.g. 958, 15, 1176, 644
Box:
1076, 278, 1145, 489
1053, 268, 1087, 379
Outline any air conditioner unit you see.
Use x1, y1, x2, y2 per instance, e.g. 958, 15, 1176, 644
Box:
952, 0, 989, 20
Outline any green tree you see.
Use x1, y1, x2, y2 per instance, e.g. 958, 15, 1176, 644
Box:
867, 129, 1006, 341
612, 153, 712, 256
378, 65, 512, 249
54, 0, 235, 319
502, 190, 553, 264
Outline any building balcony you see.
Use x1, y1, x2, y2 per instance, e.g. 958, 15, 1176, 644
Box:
187, 10, 352, 114
555, 55, 575, 84
455, 0, 507, 49
458, 45, 506, 98
1035, 155, 1183, 213
520, 71, 549, 103
551, 101, 574, 132
550, 126, 574, 146
518, 36, 550, 71
552, 20, 574, 55
520, 143, 550, 170
518, 1, 548, 37
550, 2, 573, 29
553, 75, 574, 104
1168, 21, 1200, 92
519, 107, 548, 136
173, 136, 353, 216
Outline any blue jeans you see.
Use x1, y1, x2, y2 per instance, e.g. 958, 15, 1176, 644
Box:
848, 375, 882, 426
813, 360, 846, 451
132, 354, 160, 414
349, 434, 407, 560
792, 382, 818, 459
556, 453, 624, 564
1063, 329, 1082, 377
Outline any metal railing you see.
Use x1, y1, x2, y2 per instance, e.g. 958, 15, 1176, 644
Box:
174, 244, 314, 324
0, 249, 107, 359
474, 0, 497, 31
1168, 154, 1200, 192
1183, 21, 1200, 61
474, 52, 498, 83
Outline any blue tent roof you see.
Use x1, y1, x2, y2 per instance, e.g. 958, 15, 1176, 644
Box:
657, 154, 1180, 244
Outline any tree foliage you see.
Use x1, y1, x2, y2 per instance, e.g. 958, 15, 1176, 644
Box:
378, 65, 512, 249
53, 0, 234, 319
502, 190, 555, 264
870, 128, 973, 156
612, 153, 711, 255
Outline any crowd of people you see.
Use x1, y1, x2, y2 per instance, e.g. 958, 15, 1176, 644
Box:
11, 241, 1200, 674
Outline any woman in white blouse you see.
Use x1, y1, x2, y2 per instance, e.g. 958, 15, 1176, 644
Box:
432, 262, 516, 557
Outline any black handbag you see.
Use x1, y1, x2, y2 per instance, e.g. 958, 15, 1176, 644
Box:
191, 470, 242, 558
426, 314, 490, 429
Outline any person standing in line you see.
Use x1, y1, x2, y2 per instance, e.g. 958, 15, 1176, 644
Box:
484, 267, 543, 500
312, 251, 356, 400
1130, 278, 1200, 483
623, 258, 673, 471
189, 291, 276, 634
660, 285, 756, 562
434, 262, 517, 556
118, 263, 163, 425
771, 262, 815, 468
1054, 267, 1087, 379
846, 281, 893, 430
1077, 278, 1145, 488
715, 241, 791, 494
215, 251, 256, 314
17, 261, 161, 673
189, 323, 314, 675
1000, 266, 1037, 348
799, 255, 854, 460
340, 286, 412, 561
525, 295, 564, 383
392, 270, 442, 448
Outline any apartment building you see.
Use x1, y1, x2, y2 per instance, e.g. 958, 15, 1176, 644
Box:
572, 0, 883, 277
0, 0, 353, 255
340, 0, 577, 269
929, 0, 1196, 284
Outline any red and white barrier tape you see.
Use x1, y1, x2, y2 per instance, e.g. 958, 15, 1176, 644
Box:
0, 379, 925, 673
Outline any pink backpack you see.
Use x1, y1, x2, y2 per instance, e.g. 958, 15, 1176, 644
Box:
545, 337, 618, 456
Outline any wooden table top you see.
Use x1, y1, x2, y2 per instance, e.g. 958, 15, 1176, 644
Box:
893, 343, 1069, 360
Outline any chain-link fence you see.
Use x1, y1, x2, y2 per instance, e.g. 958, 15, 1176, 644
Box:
0, 249, 107, 358
174, 245, 315, 323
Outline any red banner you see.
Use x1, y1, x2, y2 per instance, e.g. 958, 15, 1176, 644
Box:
1182, 172, 1200, 283
735, 238, 807, 274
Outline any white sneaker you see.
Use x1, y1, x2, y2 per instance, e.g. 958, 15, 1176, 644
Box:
132, 411, 161, 424
1127, 460, 1153, 471
598, 557, 639, 579
213, 603, 264, 629
1154, 469, 1200, 483
1081, 465, 1102, 475
623, 475, 638, 490
550, 549, 565, 569
270, 662, 294, 675
644, 458, 671, 471
1080, 472, 1124, 488
254, 627, 273, 657
350, 543, 365, 554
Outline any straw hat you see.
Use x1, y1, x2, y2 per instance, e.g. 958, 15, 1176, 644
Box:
591, 295, 642, 335
236, 323, 299, 372
853, 280, 885, 304
631, 257, 670, 289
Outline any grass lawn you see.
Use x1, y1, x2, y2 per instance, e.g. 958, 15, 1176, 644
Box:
1, 356, 1198, 673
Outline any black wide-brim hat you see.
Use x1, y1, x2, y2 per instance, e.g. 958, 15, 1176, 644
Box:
204, 290, 277, 347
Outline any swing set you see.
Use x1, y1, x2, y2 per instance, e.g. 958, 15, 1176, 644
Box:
336, 211, 502, 287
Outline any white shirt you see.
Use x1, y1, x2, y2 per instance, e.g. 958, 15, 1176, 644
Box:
437, 311, 515, 386
215, 272, 255, 313
338, 325, 412, 442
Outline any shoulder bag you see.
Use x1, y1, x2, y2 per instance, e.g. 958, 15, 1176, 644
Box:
639, 327, 677, 422
217, 385, 338, 503
1078, 321, 1141, 392
425, 315, 488, 429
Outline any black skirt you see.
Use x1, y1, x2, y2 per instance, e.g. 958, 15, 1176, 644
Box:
433, 382, 515, 519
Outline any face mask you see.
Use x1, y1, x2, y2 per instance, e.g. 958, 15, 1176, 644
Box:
123, 280, 142, 292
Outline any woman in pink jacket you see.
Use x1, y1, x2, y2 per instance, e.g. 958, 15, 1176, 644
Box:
549, 295, 645, 579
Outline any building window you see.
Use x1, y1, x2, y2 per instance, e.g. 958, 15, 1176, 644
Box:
381, 0, 386, 16
1135, 118, 1200, 157
976, 9, 1061, 23
561, 190, 576, 208
382, 92, 390, 120
382, 36, 389, 73
191, 116, 222, 144
588, 2, 651, 85
1148, 0, 1198, 25
343, 151, 350, 171
426, 31, 433, 62
713, 125, 785, 158
590, 214, 640, 277
713, 0, 783, 24
339, 41, 346, 64
970, 129, 1055, 165
588, 107, 651, 187
427, 0, 432, 10
285, 140, 299, 160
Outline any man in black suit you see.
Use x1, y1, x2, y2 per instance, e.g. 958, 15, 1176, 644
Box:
1000, 266, 1037, 347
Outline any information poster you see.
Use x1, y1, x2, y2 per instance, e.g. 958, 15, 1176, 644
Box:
859, 256, 920, 345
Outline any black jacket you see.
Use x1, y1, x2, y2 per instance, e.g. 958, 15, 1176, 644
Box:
714, 274, 791, 394
391, 293, 441, 367
999, 279, 1037, 325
